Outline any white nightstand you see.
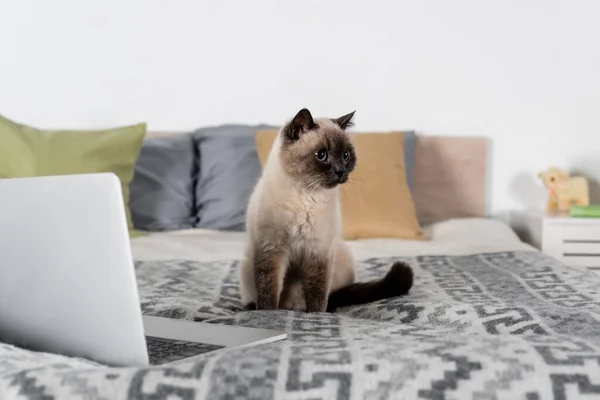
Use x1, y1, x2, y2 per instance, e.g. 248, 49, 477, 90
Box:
512, 210, 600, 275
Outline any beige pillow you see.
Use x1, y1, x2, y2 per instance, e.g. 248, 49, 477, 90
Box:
254, 130, 425, 240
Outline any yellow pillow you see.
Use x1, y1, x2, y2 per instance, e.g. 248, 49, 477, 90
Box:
254, 130, 425, 240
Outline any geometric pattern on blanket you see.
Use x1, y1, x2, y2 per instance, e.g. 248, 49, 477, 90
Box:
2, 251, 600, 399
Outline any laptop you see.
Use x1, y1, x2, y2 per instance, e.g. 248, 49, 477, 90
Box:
0, 173, 286, 367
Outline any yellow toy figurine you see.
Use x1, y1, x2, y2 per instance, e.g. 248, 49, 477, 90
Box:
538, 166, 589, 213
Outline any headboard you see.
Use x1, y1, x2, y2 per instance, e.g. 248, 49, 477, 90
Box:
145, 132, 488, 224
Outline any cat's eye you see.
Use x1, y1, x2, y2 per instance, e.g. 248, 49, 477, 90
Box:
342, 151, 350, 162
315, 149, 328, 162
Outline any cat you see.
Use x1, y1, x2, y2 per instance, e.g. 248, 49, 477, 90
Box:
240, 108, 413, 312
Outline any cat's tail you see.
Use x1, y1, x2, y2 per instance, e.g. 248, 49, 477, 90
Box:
326, 261, 413, 312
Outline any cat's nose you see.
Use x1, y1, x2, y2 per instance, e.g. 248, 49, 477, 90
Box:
334, 169, 345, 179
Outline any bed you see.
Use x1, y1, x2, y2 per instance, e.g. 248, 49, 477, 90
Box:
2, 136, 600, 400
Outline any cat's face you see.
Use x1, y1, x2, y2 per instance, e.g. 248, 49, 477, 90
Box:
279, 108, 357, 190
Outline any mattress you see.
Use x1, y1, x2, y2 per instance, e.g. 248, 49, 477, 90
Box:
2, 218, 600, 400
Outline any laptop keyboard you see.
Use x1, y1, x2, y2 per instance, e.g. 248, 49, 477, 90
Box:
146, 336, 224, 365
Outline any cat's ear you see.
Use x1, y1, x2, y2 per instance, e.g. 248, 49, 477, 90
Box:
332, 111, 356, 131
286, 108, 316, 140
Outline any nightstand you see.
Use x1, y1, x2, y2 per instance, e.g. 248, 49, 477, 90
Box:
512, 210, 600, 275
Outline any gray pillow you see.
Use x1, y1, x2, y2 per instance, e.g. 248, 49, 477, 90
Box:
194, 124, 277, 231
402, 130, 417, 191
130, 133, 197, 231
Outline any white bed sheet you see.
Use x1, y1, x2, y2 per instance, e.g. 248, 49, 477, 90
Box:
131, 218, 536, 262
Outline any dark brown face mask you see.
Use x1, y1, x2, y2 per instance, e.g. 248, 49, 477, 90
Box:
279, 108, 357, 190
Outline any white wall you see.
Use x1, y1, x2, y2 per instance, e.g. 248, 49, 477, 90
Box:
1, 0, 599, 218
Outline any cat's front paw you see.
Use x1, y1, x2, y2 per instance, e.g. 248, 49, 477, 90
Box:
305, 301, 327, 313
256, 298, 280, 310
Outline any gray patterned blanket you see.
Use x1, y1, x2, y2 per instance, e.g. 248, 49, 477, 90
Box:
2, 251, 600, 400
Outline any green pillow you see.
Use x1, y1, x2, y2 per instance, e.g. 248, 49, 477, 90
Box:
0, 115, 146, 236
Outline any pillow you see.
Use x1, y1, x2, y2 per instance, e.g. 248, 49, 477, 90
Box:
402, 130, 417, 190
254, 130, 425, 240
194, 124, 278, 231
129, 133, 197, 231
255, 129, 418, 192
0, 115, 146, 236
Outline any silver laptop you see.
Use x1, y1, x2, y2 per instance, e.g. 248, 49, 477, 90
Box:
0, 173, 286, 367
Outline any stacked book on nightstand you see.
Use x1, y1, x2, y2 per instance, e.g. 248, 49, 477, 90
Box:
570, 205, 600, 218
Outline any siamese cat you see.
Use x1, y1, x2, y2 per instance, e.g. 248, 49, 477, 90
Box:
240, 108, 413, 312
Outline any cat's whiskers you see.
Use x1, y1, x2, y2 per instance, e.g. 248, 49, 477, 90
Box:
307, 178, 323, 197
344, 177, 367, 209
298, 178, 320, 200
